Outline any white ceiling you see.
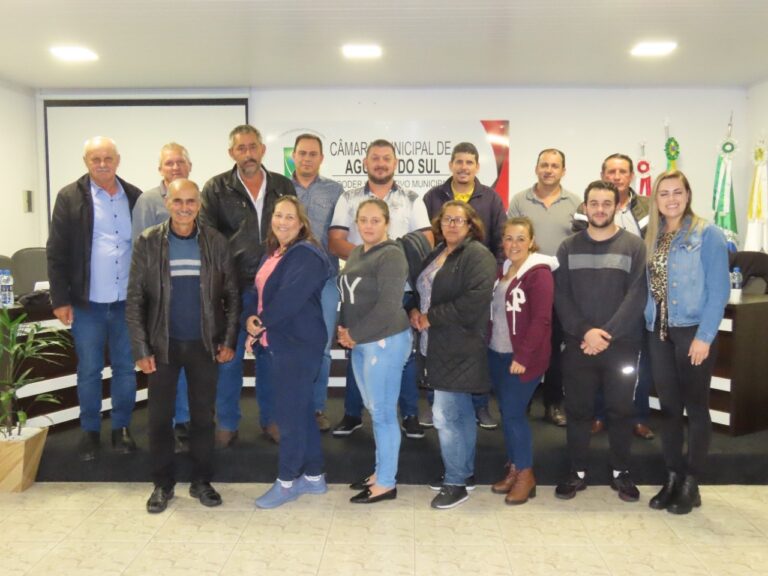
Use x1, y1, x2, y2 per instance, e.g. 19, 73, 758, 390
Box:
2, 0, 768, 90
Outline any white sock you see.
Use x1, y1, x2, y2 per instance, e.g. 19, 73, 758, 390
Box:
304, 474, 322, 482
279, 479, 293, 488
612, 469, 626, 479
576, 470, 586, 479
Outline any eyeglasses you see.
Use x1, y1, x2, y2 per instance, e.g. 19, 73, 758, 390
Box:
441, 216, 468, 227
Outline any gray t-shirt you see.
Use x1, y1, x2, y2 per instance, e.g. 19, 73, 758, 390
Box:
507, 186, 581, 256
337, 240, 410, 344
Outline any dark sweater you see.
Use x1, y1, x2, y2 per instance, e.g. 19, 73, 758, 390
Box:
555, 228, 647, 344
337, 240, 410, 344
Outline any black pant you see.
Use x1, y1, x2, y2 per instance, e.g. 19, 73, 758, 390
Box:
148, 339, 217, 489
541, 308, 565, 408
562, 339, 640, 472
647, 326, 717, 477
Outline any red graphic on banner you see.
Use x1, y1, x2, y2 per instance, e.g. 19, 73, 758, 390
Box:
481, 120, 510, 209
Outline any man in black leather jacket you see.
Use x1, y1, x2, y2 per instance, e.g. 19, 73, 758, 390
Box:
126, 179, 239, 513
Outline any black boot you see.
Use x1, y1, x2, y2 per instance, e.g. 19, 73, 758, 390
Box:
649, 470, 681, 510
667, 475, 701, 515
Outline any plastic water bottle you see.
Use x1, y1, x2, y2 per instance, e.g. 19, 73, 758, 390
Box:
729, 266, 743, 305
0, 269, 11, 307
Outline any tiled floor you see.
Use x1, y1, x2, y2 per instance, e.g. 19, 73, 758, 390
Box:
2, 482, 768, 575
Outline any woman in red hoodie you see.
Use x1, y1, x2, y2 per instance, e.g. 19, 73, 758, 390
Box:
488, 217, 557, 504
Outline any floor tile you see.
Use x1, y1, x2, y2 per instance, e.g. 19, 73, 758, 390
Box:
689, 543, 768, 576
318, 541, 414, 576
222, 541, 323, 576
152, 509, 251, 543
0, 541, 56, 574
3, 509, 93, 542
496, 511, 591, 546
580, 509, 682, 546
663, 509, 768, 546
240, 508, 332, 543
505, 544, 610, 575
328, 507, 414, 544
31, 540, 140, 575
66, 508, 169, 543
416, 544, 511, 575
123, 541, 235, 576
598, 544, 710, 576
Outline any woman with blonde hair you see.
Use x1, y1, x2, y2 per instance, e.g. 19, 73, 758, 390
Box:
644, 170, 729, 515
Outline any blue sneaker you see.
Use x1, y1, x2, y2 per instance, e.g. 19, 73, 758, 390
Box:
255, 481, 300, 509
295, 474, 328, 495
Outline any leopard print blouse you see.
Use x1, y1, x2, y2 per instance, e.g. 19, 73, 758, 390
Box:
649, 231, 676, 341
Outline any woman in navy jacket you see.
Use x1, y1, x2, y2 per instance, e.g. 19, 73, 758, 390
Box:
244, 196, 331, 509
488, 217, 556, 505
644, 170, 729, 515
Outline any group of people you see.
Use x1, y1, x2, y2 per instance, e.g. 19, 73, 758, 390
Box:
46, 127, 730, 515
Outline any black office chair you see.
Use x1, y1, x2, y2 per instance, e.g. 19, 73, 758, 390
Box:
728, 251, 768, 294
11, 247, 48, 296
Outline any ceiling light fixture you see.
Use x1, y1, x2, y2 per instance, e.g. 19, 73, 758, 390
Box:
342, 44, 382, 60
630, 41, 677, 57
50, 46, 98, 62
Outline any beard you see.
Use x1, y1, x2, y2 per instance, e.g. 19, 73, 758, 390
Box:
587, 212, 616, 229
368, 171, 395, 186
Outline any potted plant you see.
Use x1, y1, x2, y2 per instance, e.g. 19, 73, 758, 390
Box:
0, 307, 69, 492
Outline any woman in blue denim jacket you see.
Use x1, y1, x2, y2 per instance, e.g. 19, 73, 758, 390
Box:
643, 170, 730, 515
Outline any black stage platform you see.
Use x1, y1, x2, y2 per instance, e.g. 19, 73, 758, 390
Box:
36, 394, 768, 486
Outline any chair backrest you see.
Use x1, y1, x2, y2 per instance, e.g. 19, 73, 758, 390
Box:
11, 247, 48, 296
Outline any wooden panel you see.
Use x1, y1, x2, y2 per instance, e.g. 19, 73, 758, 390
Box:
0, 427, 48, 492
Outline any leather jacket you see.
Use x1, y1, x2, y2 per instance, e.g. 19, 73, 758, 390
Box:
126, 221, 240, 364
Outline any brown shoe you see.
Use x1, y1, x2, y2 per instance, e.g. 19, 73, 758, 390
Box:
633, 423, 655, 440
491, 463, 518, 494
215, 428, 238, 449
505, 468, 536, 505
315, 411, 331, 433
591, 419, 605, 435
262, 423, 280, 444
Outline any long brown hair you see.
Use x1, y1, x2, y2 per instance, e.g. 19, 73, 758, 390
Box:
432, 200, 485, 245
644, 169, 705, 260
265, 196, 321, 254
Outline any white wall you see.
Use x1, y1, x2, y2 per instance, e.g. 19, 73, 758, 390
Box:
252, 87, 750, 239
747, 80, 768, 149
0, 81, 39, 256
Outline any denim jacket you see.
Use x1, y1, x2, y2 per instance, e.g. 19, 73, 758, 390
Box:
644, 217, 730, 343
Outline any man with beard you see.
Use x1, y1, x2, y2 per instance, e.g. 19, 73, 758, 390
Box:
553, 180, 647, 502
200, 125, 295, 448
328, 139, 432, 439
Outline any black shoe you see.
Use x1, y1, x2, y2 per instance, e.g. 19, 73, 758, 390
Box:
350, 487, 397, 504
401, 415, 425, 439
77, 431, 101, 462
111, 427, 137, 454
555, 471, 587, 499
332, 414, 363, 437
610, 471, 640, 502
475, 406, 498, 430
649, 470, 681, 510
667, 475, 701, 515
544, 405, 567, 427
190, 481, 222, 507
146, 486, 174, 514
431, 485, 469, 509
429, 474, 476, 492
349, 475, 374, 491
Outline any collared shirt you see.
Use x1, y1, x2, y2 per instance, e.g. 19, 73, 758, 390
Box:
131, 181, 169, 240
293, 174, 343, 272
507, 185, 581, 256
89, 180, 132, 303
237, 166, 267, 221
330, 182, 431, 246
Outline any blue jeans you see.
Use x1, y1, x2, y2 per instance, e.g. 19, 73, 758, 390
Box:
351, 329, 412, 489
313, 276, 339, 413
426, 389, 489, 412
344, 346, 420, 419
174, 369, 189, 425
255, 344, 274, 428
215, 291, 252, 431
433, 390, 477, 485
488, 349, 540, 469
71, 301, 136, 432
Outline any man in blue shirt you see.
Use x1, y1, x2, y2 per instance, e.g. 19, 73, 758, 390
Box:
291, 134, 343, 432
47, 136, 143, 461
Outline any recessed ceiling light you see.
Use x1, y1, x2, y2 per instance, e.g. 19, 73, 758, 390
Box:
342, 44, 382, 60
630, 41, 677, 57
50, 46, 98, 62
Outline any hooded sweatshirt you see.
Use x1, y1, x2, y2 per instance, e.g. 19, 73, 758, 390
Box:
490, 252, 558, 381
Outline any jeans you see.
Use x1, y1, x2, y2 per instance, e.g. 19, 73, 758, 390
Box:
313, 276, 339, 413
71, 301, 136, 432
344, 344, 420, 419
148, 339, 217, 489
562, 339, 640, 472
426, 390, 489, 412
265, 347, 325, 480
174, 369, 189, 425
215, 290, 252, 431
351, 329, 412, 489
433, 390, 477, 485
488, 349, 541, 469
255, 344, 274, 428
647, 325, 717, 476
